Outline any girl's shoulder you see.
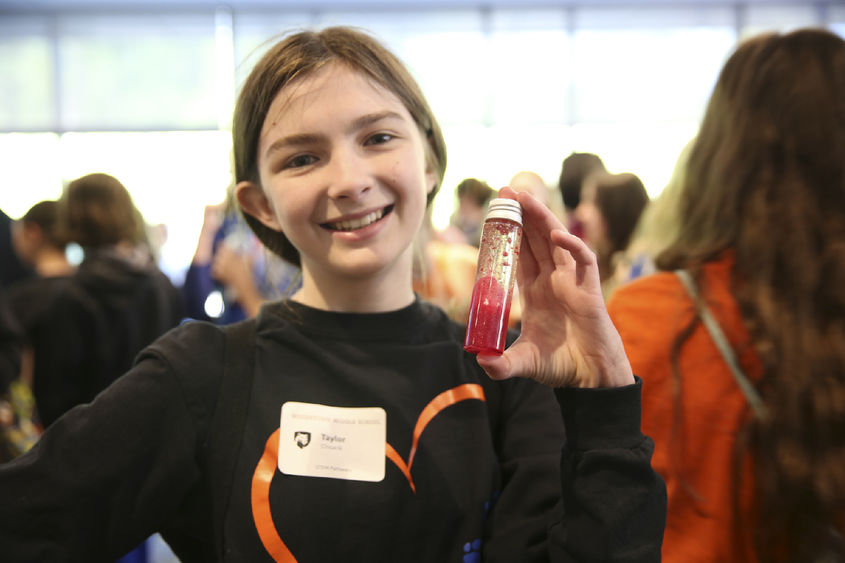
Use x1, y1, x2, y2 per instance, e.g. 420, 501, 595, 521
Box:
144, 318, 230, 359
139, 319, 241, 395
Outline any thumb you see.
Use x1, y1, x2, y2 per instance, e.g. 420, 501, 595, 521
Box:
476, 352, 514, 381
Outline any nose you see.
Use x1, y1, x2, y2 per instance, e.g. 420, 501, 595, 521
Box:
573, 201, 590, 223
325, 145, 372, 201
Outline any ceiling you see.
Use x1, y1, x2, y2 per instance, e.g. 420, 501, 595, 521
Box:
0, 0, 824, 12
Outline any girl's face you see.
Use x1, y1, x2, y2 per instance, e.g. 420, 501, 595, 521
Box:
574, 181, 608, 254
237, 62, 435, 310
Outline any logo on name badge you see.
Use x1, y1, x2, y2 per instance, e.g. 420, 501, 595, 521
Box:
294, 431, 311, 448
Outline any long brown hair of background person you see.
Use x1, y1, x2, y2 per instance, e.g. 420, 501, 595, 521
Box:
657, 28, 845, 562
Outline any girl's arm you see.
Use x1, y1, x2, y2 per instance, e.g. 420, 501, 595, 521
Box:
477, 188, 666, 561
0, 324, 221, 561
479, 374, 665, 563
547, 379, 666, 562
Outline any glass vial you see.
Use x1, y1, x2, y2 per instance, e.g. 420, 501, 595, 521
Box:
464, 198, 523, 355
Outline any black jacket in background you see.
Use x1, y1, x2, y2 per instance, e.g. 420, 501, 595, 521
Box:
28, 248, 184, 426
0, 290, 23, 394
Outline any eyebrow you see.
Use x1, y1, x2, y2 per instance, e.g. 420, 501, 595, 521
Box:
264, 133, 324, 160
349, 110, 405, 132
263, 110, 407, 159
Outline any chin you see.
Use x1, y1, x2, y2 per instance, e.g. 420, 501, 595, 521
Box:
331, 247, 411, 279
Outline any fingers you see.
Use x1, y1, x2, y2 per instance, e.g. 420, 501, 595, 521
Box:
500, 188, 596, 290
512, 193, 555, 271
550, 229, 597, 270
476, 353, 513, 381
515, 190, 566, 234
513, 191, 573, 275
497, 186, 519, 200
516, 223, 540, 284
499, 187, 567, 235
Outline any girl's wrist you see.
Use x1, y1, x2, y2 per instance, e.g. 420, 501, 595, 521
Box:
593, 358, 635, 388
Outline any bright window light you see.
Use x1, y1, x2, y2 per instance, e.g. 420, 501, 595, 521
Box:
1, 3, 835, 279
0, 133, 63, 218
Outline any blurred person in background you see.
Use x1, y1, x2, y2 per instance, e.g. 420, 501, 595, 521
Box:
444, 177, 495, 246
183, 197, 301, 324
26, 173, 184, 427
509, 170, 551, 209
1, 208, 33, 288
0, 293, 22, 397
0, 209, 27, 417
0, 292, 26, 463
557, 151, 606, 239
1, 200, 75, 459
412, 207, 479, 324
611, 140, 693, 288
509, 169, 568, 224
607, 28, 845, 563
574, 172, 649, 299
10, 200, 74, 279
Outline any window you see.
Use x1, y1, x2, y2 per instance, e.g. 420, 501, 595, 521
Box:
1, 2, 837, 276
573, 6, 735, 123
0, 17, 55, 130
742, 4, 821, 38
488, 9, 571, 125
58, 13, 219, 130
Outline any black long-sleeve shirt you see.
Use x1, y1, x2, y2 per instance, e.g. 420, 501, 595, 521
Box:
0, 299, 665, 562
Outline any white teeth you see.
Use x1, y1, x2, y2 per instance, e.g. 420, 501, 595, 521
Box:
330, 208, 384, 231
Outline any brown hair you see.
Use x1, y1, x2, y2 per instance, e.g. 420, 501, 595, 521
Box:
657, 28, 845, 562
232, 26, 447, 266
62, 173, 143, 248
558, 152, 606, 211
455, 178, 494, 208
22, 200, 67, 250
591, 172, 649, 258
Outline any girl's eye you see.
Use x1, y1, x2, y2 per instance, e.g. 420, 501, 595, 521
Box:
365, 133, 394, 146
284, 154, 317, 169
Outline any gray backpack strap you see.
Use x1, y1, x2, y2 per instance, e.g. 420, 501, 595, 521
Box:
208, 318, 257, 557
675, 269, 767, 419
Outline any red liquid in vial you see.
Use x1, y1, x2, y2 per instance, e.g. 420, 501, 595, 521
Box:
464, 274, 512, 355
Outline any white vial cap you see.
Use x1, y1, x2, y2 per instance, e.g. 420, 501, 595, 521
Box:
485, 198, 522, 225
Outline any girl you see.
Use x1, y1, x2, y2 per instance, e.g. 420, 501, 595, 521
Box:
574, 172, 649, 299
608, 28, 845, 562
0, 27, 664, 562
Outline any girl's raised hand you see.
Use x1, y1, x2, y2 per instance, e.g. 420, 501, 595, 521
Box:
476, 187, 634, 388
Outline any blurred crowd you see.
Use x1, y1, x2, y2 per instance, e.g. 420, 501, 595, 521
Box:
0, 151, 652, 454
1, 25, 844, 563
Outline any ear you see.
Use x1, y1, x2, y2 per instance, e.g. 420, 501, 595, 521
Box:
23, 222, 43, 241
235, 180, 282, 232
424, 167, 437, 196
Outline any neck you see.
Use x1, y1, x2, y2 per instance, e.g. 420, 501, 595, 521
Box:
294, 254, 416, 313
34, 249, 74, 278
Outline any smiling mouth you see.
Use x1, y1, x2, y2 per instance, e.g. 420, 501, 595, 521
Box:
321, 205, 394, 232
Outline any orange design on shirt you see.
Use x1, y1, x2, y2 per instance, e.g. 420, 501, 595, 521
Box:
250, 383, 486, 562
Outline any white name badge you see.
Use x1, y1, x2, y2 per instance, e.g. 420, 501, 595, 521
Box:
278, 402, 386, 482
